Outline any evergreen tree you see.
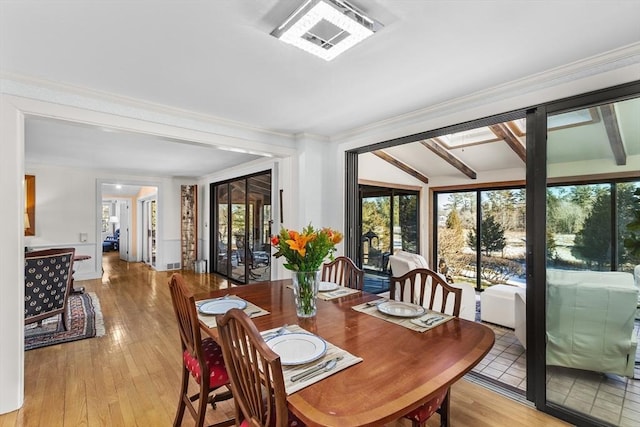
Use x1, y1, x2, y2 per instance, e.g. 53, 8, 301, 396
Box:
572, 191, 611, 268
398, 195, 418, 252
362, 197, 391, 250
623, 187, 640, 259
467, 214, 506, 256
439, 210, 465, 257
438, 209, 466, 280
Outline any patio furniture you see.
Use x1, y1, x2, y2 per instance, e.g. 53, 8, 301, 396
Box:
480, 284, 525, 329
167, 273, 234, 427
546, 268, 638, 378
514, 291, 527, 348
25, 248, 76, 331
216, 308, 303, 427
322, 256, 364, 290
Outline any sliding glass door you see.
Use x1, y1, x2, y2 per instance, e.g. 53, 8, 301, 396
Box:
212, 170, 272, 283
544, 96, 640, 426
349, 81, 640, 426
360, 185, 419, 274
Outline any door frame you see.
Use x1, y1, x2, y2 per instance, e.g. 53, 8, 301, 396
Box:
97, 179, 162, 267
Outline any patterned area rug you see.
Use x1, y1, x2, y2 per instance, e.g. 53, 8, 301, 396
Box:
25, 292, 105, 351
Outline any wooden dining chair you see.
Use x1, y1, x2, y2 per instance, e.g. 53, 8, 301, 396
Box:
168, 273, 234, 427
216, 308, 304, 427
321, 256, 364, 290
390, 267, 462, 427
390, 268, 462, 317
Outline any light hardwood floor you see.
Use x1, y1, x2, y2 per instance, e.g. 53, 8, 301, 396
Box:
0, 253, 571, 427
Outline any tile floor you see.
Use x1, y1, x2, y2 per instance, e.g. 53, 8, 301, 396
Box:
474, 294, 640, 426
471, 322, 527, 392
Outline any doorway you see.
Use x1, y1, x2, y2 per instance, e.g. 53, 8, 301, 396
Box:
141, 198, 157, 267
360, 185, 419, 271
100, 182, 159, 266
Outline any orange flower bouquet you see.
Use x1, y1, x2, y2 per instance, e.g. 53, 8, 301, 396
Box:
271, 224, 343, 272
271, 224, 343, 317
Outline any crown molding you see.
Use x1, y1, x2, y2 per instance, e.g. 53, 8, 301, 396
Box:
0, 72, 296, 146
333, 42, 640, 143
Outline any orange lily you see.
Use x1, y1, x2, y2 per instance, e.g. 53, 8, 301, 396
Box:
286, 231, 314, 257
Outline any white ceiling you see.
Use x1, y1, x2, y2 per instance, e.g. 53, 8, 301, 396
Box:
3, 1, 640, 178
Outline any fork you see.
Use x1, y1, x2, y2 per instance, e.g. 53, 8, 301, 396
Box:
422, 316, 443, 326
262, 324, 288, 340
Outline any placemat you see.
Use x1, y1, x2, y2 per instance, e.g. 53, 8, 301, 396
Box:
352, 301, 453, 332
261, 324, 363, 395
196, 296, 270, 328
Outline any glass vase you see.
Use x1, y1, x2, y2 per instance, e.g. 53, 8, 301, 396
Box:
292, 270, 320, 318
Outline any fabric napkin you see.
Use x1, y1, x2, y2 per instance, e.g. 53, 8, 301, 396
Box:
285, 284, 361, 301
409, 312, 454, 331
260, 324, 363, 395
317, 286, 360, 301
196, 296, 270, 328
352, 301, 453, 332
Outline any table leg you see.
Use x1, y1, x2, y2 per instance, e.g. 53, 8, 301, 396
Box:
71, 255, 91, 294
71, 272, 85, 294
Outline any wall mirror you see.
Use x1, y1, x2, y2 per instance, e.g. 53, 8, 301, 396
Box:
25, 175, 35, 236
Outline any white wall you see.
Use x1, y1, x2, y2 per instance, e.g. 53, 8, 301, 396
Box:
24, 164, 181, 279
0, 94, 26, 415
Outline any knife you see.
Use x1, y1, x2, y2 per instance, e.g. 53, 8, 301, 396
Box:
366, 299, 387, 307
422, 316, 444, 326
295, 357, 341, 382
291, 356, 342, 382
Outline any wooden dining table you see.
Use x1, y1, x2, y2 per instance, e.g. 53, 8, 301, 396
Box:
197, 280, 495, 427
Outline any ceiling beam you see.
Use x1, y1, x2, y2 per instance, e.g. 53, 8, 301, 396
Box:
489, 124, 526, 163
600, 104, 626, 166
372, 151, 429, 184
421, 139, 477, 179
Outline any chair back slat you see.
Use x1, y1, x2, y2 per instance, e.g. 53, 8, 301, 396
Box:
25, 248, 75, 326
390, 268, 462, 317
321, 256, 364, 290
168, 274, 204, 361
217, 308, 289, 427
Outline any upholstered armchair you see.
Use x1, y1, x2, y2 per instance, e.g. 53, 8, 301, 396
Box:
102, 228, 120, 252
546, 269, 638, 378
25, 248, 75, 331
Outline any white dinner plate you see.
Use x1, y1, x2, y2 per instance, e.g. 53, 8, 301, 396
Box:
198, 298, 247, 315
266, 333, 327, 366
377, 301, 425, 318
318, 281, 339, 292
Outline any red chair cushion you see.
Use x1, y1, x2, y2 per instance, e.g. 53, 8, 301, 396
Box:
183, 338, 229, 389
404, 387, 448, 423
